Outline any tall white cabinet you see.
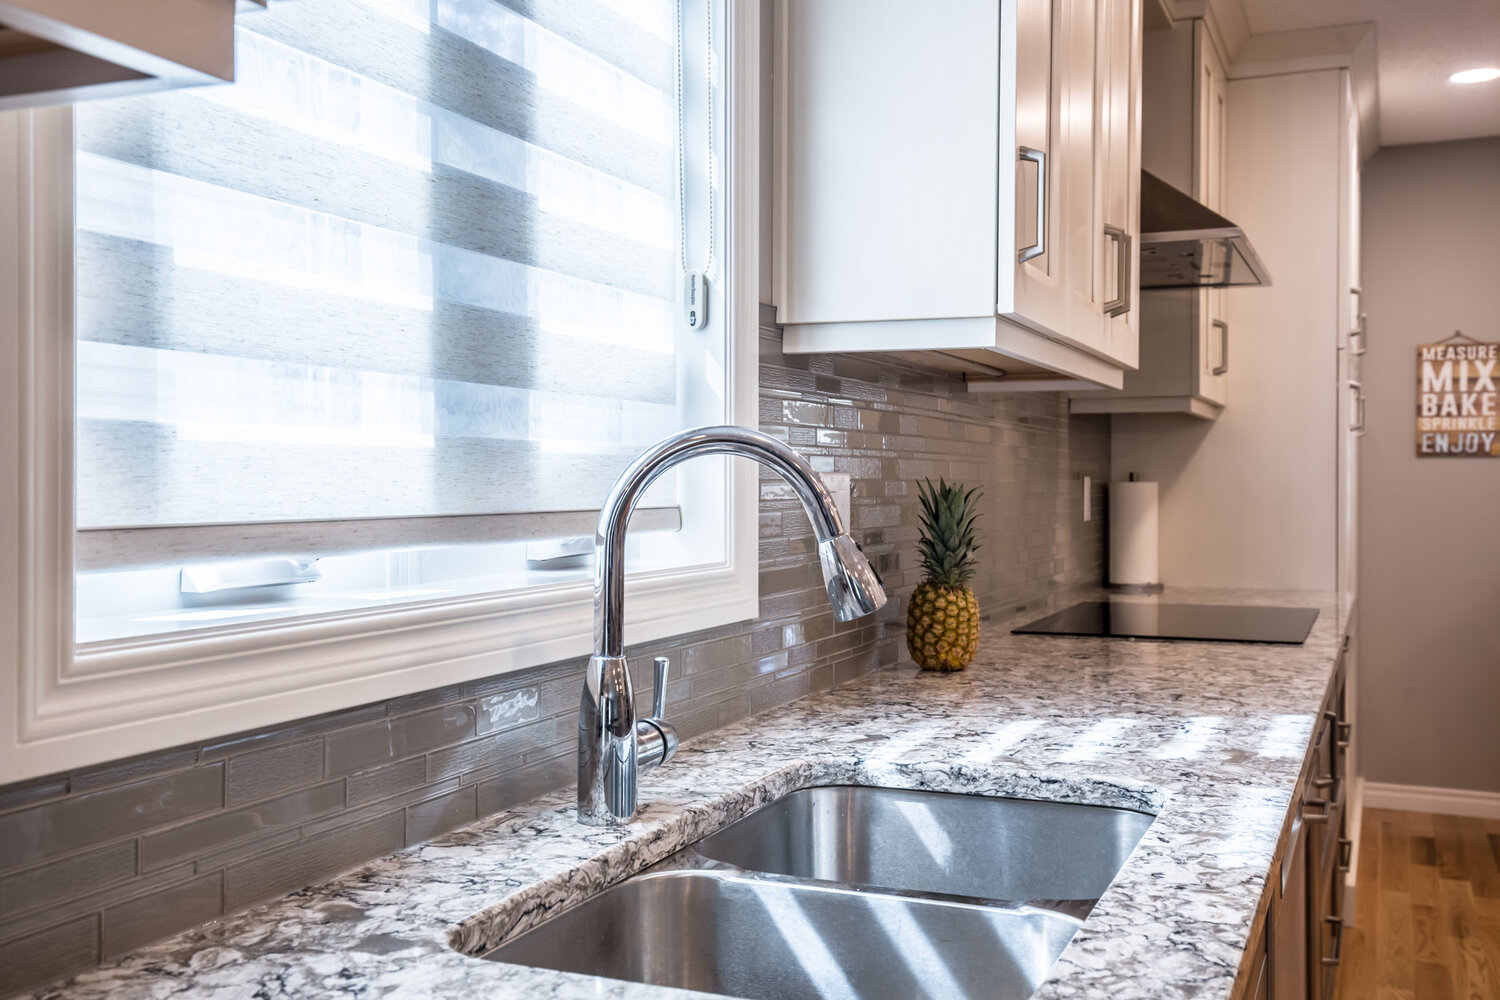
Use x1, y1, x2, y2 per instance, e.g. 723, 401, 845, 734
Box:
1337, 76, 1363, 599
1110, 66, 1361, 593
773, 0, 1142, 390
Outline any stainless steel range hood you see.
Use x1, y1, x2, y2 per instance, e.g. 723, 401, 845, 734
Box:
1138, 170, 1271, 289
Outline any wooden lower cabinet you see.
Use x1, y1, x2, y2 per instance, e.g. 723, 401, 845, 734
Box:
1310, 665, 1351, 997
1236, 637, 1351, 1000
1244, 919, 1271, 1000
1271, 810, 1310, 1000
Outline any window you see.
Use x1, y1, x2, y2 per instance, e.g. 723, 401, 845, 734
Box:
0, 0, 758, 781
74, 0, 735, 641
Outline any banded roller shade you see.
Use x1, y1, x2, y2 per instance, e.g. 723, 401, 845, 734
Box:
73, 0, 693, 571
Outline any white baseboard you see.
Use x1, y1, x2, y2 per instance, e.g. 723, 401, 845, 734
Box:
1363, 781, 1500, 820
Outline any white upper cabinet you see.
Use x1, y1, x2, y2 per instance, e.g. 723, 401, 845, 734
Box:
1072, 18, 1229, 418
774, 0, 1142, 390
1196, 21, 1229, 407
0, 0, 250, 111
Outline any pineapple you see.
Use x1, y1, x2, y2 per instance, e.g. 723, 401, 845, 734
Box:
906, 478, 982, 671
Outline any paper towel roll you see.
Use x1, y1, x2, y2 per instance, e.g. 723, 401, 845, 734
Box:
1109, 481, 1159, 587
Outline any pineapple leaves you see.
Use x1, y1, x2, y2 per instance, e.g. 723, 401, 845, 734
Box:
913, 478, 983, 587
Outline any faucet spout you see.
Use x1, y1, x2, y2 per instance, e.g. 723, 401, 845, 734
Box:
578, 425, 887, 825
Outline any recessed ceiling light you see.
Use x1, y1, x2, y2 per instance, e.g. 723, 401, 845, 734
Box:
1449, 68, 1500, 84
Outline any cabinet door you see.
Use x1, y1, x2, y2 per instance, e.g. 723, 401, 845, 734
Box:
1027, 0, 1139, 370
1272, 808, 1310, 1000
1198, 291, 1229, 404
1195, 24, 1229, 404
1196, 23, 1228, 212
1009, 0, 1073, 337
1310, 677, 1351, 998
1096, 0, 1142, 369
1336, 70, 1362, 596
777, 0, 1000, 326
1245, 921, 1271, 1000
1055, 0, 1105, 352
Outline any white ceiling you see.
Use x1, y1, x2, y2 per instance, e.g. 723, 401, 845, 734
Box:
1239, 0, 1500, 146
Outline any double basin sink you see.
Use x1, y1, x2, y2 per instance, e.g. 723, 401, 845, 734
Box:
475, 786, 1154, 1000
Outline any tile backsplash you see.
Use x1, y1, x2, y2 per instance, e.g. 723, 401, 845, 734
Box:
0, 316, 1108, 996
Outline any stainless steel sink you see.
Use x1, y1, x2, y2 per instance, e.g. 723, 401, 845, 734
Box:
484, 870, 1081, 1000
476, 786, 1155, 1000
694, 785, 1154, 904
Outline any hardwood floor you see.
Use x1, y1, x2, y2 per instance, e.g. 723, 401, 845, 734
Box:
1335, 808, 1500, 1000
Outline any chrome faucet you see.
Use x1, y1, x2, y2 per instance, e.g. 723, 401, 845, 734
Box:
578, 425, 888, 825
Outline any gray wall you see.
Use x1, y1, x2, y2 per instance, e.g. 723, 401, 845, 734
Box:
0, 324, 1109, 996
1357, 137, 1500, 794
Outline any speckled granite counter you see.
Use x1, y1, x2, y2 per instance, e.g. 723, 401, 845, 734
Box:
28, 588, 1351, 1000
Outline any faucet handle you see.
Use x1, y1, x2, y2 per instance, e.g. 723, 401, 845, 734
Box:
636, 656, 679, 774
651, 656, 670, 720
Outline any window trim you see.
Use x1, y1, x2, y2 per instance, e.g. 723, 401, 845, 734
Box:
0, 0, 762, 784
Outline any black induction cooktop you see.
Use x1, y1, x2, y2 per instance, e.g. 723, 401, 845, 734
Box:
1012, 601, 1320, 644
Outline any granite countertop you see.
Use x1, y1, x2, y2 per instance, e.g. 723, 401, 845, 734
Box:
31, 587, 1351, 1000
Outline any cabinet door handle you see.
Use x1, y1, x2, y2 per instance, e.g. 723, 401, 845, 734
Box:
1323, 915, 1345, 966
1315, 711, 1340, 789
1305, 797, 1331, 823
1350, 288, 1367, 355
1018, 146, 1046, 263
1338, 836, 1353, 870
1103, 224, 1131, 317
1211, 319, 1229, 375
1349, 381, 1366, 434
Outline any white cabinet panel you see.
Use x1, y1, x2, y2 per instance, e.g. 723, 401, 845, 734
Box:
777, 0, 998, 324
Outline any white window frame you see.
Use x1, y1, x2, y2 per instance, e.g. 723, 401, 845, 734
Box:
0, 1, 762, 784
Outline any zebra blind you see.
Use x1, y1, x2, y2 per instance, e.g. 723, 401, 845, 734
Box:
73, 0, 691, 560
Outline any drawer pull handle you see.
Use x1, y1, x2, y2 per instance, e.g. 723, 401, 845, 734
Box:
1323, 915, 1345, 966
1211, 318, 1229, 375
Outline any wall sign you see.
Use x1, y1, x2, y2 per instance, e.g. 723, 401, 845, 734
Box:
1417, 332, 1498, 457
